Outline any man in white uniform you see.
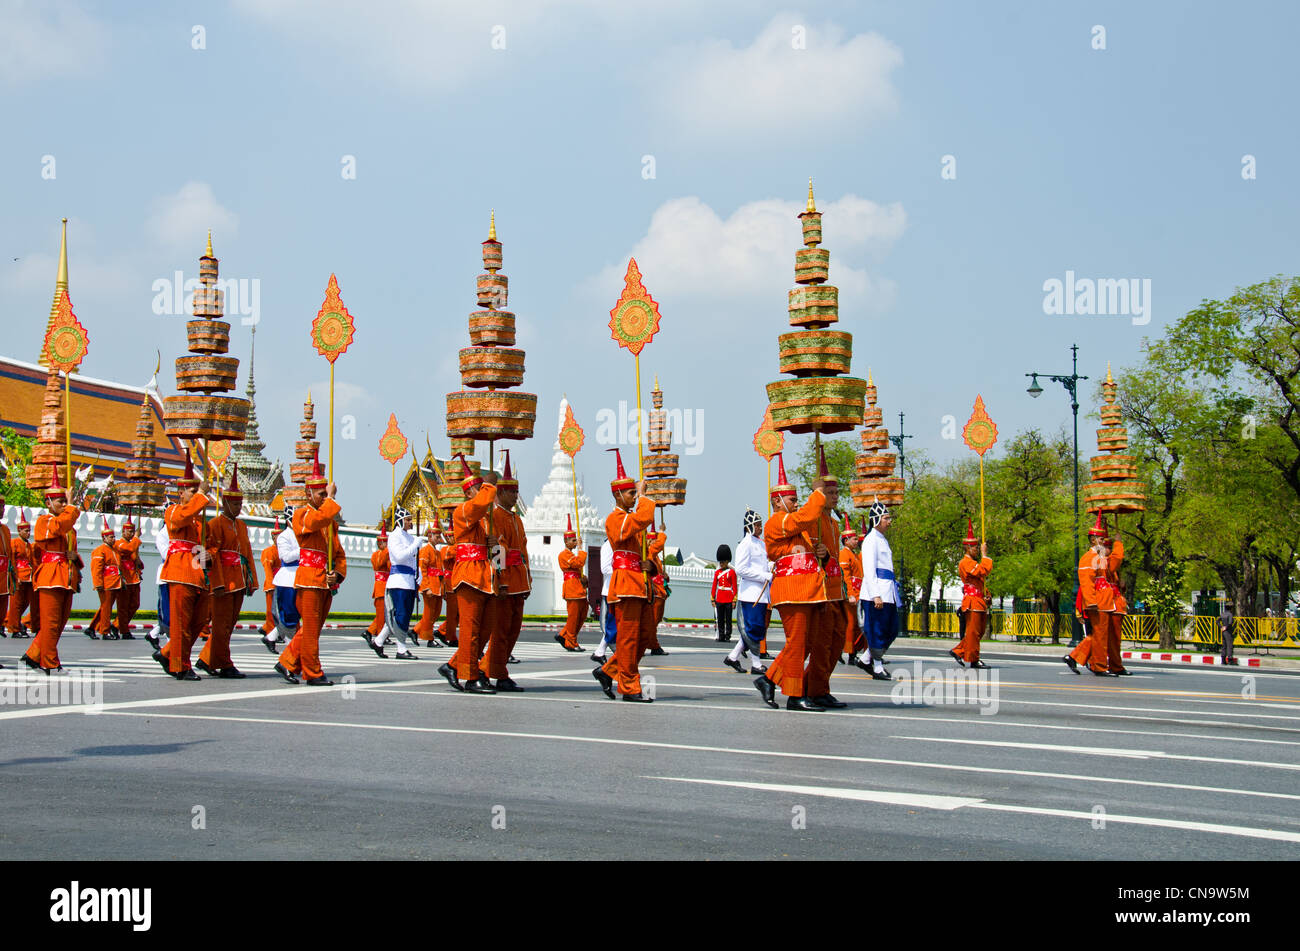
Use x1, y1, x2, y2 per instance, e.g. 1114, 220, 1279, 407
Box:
859, 500, 899, 681
726, 508, 770, 675
590, 538, 617, 663
262, 505, 301, 652
374, 506, 420, 660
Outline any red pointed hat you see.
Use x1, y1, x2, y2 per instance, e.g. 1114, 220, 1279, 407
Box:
963, 518, 978, 545
123, 510, 134, 529
223, 463, 243, 499
273, 514, 280, 532
304, 447, 327, 488
770, 452, 795, 499
563, 513, 577, 539
607, 448, 635, 492
817, 443, 837, 485
17, 510, 31, 527
100, 515, 114, 537
377, 519, 387, 542
177, 447, 199, 488
453, 452, 483, 493
839, 513, 856, 538
44, 463, 66, 499
498, 449, 517, 488
859, 515, 868, 536
1088, 511, 1108, 538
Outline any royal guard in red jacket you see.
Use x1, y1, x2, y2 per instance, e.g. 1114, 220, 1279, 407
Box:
88, 517, 122, 638
592, 449, 657, 703
21, 468, 79, 673
950, 519, 992, 669
556, 514, 588, 652
711, 549, 737, 642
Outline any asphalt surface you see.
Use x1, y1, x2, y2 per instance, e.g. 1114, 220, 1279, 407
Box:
3, 625, 1299, 860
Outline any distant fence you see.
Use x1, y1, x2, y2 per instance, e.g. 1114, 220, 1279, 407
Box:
900, 611, 1300, 651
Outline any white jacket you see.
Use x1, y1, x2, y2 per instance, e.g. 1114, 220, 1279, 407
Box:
600, 540, 613, 598
860, 528, 897, 604
734, 533, 772, 604
385, 525, 420, 591
153, 524, 169, 585
272, 527, 300, 588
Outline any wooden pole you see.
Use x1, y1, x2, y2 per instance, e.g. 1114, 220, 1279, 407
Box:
327, 365, 335, 573
634, 353, 650, 595
570, 456, 582, 539
767, 458, 772, 516
979, 455, 986, 543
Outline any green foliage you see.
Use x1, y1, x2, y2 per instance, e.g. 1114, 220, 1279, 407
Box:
0, 427, 39, 507
791, 436, 856, 497
1140, 560, 1187, 650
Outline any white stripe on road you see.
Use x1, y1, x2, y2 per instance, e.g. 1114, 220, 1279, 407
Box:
646, 776, 1300, 844
95, 710, 1300, 804
896, 736, 1300, 772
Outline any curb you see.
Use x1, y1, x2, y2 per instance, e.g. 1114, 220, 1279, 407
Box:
1121, 650, 1260, 668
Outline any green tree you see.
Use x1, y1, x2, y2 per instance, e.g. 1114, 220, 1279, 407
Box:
0, 428, 40, 507
791, 436, 855, 496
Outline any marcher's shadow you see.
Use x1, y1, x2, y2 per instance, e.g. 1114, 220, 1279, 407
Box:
75, 740, 215, 757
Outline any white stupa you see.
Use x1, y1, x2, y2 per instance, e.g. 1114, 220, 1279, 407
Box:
525, 396, 603, 543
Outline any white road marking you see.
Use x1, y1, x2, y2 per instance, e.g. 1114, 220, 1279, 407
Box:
896, 735, 1300, 772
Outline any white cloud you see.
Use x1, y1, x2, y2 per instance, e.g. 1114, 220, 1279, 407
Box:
649, 14, 902, 137
583, 193, 905, 313
145, 183, 239, 252
0, 0, 110, 84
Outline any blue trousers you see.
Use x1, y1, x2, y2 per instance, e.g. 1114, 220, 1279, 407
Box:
157, 582, 170, 630
386, 587, 416, 632
738, 601, 768, 652
863, 601, 898, 657
275, 585, 300, 628
602, 597, 617, 644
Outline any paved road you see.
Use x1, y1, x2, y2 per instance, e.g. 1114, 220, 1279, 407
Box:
3, 626, 1299, 860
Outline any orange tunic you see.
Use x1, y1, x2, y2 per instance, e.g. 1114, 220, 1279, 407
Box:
293, 499, 345, 590
161, 494, 215, 588
450, 484, 497, 594
558, 549, 587, 600
838, 546, 863, 601
419, 544, 442, 596
1107, 540, 1127, 613
32, 508, 80, 591
958, 555, 993, 612
115, 536, 143, 585
605, 496, 657, 603
207, 515, 240, 593
764, 490, 827, 606
369, 549, 390, 599
1078, 549, 1113, 612
0, 523, 10, 597
492, 504, 530, 595
260, 544, 279, 592
13, 535, 33, 584
90, 542, 122, 590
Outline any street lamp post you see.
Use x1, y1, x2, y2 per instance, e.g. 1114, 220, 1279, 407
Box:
1026, 343, 1088, 646
889, 412, 913, 617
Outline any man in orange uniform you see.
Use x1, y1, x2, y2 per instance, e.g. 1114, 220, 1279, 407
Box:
1104, 524, 1131, 675
556, 514, 587, 652
364, 525, 389, 643
0, 496, 12, 648
6, 512, 34, 637
258, 515, 281, 640
413, 519, 445, 646
753, 453, 829, 713
198, 466, 257, 678
839, 517, 867, 668
950, 519, 992, 669
275, 452, 346, 686
113, 514, 143, 639
480, 452, 530, 691
156, 452, 216, 680
1064, 514, 1113, 676
437, 454, 498, 694
803, 450, 847, 709
21, 468, 79, 673
435, 507, 460, 647
592, 448, 657, 703
88, 518, 122, 638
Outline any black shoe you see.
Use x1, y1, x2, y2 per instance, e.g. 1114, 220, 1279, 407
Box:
869, 666, 892, 681
217, 667, 247, 679
144, 632, 160, 650
592, 667, 616, 699
274, 662, 300, 684
970, 659, 990, 670
622, 693, 653, 703
853, 657, 873, 673
1090, 667, 1112, 677
754, 676, 778, 709
554, 633, 565, 646
811, 694, 847, 709
437, 663, 463, 691
837, 655, 846, 665
495, 677, 525, 692
261, 635, 279, 654
648, 647, 668, 656
84, 630, 99, 640
151, 650, 171, 675
465, 679, 497, 694
393, 650, 419, 660
195, 659, 214, 675
760, 652, 773, 660
305, 675, 333, 686
948, 649, 965, 668
508, 654, 520, 665
589, 653, 606, 664
120, 631, 136, 640
785, 696, 823, 712
21, 654, 47, 674
174, 669, 201, 681
365, 636, 387, 658
1063, 655, 1079, 674
1112, 668, 1132, 676
723, 657, 745, 673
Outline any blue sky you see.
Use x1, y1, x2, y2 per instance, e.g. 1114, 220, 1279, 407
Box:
3, 0, 1297, 556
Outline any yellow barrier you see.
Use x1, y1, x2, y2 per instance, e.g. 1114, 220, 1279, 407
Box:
900, 611, 1299, 650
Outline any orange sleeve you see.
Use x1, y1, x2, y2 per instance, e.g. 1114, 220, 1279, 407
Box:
300, 497, 341, 533
37, 507, 80, 541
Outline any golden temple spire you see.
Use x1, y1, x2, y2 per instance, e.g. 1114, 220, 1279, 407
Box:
1106, 362, 1113, 384
868, 367, 874, 386
40, 218, 70, 368
488, 209, 496, 241
806, 178, 816, 213
653, 374, 660, 391
206, 229, 213, 257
